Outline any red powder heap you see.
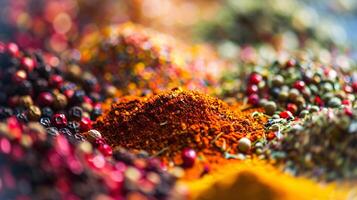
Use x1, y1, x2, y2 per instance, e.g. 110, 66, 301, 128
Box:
95, 89, 266, 158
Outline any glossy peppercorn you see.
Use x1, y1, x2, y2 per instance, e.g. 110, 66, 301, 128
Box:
52, 113, 68, 128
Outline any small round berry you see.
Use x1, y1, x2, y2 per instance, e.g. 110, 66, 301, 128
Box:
49, 74, 64, 88
80, 117, 92, 132
52, 113, 68, 128
12, 70, 27, 84
68, 106, 83, 120
21, 57, 35, 72
246, 84, 258, 95
248, 94, 259, 106
7, 43, 19, 57
181, 148, 196, 168
279, 111, 293, 119
285, 59, 296, 68
37, 92, 54, 107
248, 73, 263, 85
238, 137, 251, 153
98, 143, 113, 157
264, 101, 277, 115
293, 80, 305, 91
286, 103, 298, 114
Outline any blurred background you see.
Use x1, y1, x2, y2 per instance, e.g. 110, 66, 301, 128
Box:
0, 0, 356, 58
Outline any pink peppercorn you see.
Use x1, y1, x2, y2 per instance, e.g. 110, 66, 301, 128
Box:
37, 92, 54, 107
80, 117, 92, 132
246, 84, 258, 95
248, 73, 263, 85
49, 74, 64, 88
181, 148, 196, 168
52, 113, 68, 128
21, 57, 36, 72
342, 99, 350, 106
286, 103, 298, 114
279, 111, 293, 119
293, 80, 305, 91
98, 143, 113, 157
285, 59, 296, 68
7, 43, 19, 57
248, 94, 259, 106
344, 107, 353, 117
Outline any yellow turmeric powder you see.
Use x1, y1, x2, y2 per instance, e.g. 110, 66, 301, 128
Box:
181, 159, 353, 200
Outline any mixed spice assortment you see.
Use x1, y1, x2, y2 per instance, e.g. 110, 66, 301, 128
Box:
0, 41, 116, 140
195, 0, 353, 50
270, 108, 357, 181
0, 117, 176, 200
1, 0, 357, 199
78, 22, 227, 95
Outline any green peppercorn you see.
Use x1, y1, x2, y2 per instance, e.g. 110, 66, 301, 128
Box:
278, 91, 289, 101
264, 101, 277, 115
299, 110, 309, 118
327, 97, 341, 108
322, 82, 333, 92
288, 88, 300, 101
272, 75, 284, 87
309, 105, 319, 113
259, 99, 268, 107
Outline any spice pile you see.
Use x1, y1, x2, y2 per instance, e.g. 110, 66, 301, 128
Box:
95, 89, 266, 174
0, 41, 119, 141
241, 57, 356, 118
79, 22, 227, 95
270, 108, 357, 181
184, 159, 350, 200
0, 117, 176, 199
195, 0, 349, 50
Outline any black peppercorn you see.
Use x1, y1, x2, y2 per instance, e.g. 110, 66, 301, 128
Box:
36, 64, 52, 79
17, 80, 33, 95
0, 107, 13, 120
59, 128, 73, 137
46, 127, 59, 136
39, 117, 51, 127
71, 90, 85, 105
67, 121, 80, 133
16, 112, 28, 123
68, 106, 83, 120
41, 107, 53, 118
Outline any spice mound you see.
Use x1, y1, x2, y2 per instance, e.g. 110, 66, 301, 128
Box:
95, 89, 265, 157
271, 108, 357, 181
79, 22, 228, 95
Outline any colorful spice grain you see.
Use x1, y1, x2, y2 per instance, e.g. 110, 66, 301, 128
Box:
183, 159, 350, 200
95, 89, 266, 165
242, 58, 356, 118
270, 108, 357, 181
79, 22, 228, 95
0, 41, 117, 140
0, 117, 176, 199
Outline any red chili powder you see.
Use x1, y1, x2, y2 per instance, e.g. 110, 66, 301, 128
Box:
94, 89, 266, 159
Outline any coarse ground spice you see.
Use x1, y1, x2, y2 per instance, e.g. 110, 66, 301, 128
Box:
95, 89, 266, 176
270, 108, 357, 181
78, 22, 229, 95
182, 159, 353, 200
